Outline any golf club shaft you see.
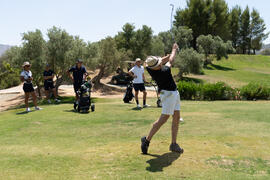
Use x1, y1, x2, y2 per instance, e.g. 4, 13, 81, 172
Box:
170, 4, 174, 42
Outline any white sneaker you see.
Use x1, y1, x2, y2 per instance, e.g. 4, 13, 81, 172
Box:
179, 118, 184, 122
55, 99, 61, 103
26, 107, 31, 112
137, 104, 142, 108
143, 104, 150, 108
47, 100, 52, 104
35, 107, 42, 110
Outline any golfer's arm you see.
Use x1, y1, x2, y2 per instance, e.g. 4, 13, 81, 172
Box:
161, 54, 170, 65
20, 76, 24, 82
66, 70, 73, 80
142, 73, 146, 82
169, 48, 177, 65
83, 72, 88, 80
128, 71, 134, 77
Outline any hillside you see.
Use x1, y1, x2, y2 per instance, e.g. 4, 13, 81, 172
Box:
0, 44, 12, 57
187, 55, 270, 87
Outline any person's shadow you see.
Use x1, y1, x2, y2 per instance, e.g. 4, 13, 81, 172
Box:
146, 152, 181, 172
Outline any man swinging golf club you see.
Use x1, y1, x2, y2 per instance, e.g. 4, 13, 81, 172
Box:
141, 43, 184, 154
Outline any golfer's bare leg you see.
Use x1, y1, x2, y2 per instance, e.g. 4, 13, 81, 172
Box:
45, 90, 49, 100
31, 92, 38, 107
146, 114, 170, 141
135, 91, 139, 101
143, 90, 147, 101
172, 110, 180, 144
25, 93, 30, 108
52, 88, 58, 98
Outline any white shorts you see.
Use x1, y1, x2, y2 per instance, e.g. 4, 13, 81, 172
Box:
160, 90, 181, 115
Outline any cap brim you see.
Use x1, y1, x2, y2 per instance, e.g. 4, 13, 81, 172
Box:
23, 64, 31, 67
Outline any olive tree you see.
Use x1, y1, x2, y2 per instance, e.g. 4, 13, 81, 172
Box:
21, 29, 47, 97
92, 37, 128, 89
46, 26, 74, 91
174, 48, 204, 78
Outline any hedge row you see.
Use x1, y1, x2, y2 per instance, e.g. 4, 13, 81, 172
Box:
177, 81, 270, 101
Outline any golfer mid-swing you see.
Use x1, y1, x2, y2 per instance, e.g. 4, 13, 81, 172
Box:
141, 43, 183, 154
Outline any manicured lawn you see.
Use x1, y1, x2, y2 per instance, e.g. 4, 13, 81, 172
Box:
189, 55, 270, 87
0, 98, 270, 179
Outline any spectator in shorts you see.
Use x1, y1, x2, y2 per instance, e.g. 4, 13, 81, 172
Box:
140, 43, 184, 154
67, 59, 88, 104
129, 58, 150, 108
20, 61, 42, 112
43, 64, 60, 103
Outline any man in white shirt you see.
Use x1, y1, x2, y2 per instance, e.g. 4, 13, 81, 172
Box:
129, 58, 149, 108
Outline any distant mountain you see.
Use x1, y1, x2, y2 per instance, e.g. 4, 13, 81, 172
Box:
0, 44, 12, 57
262, 44, 270, 49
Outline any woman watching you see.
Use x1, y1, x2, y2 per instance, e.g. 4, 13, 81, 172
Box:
20, 61, 42, 112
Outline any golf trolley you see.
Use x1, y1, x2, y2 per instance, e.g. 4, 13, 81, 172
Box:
74, 80, 95, 113
149, 81, 162, 108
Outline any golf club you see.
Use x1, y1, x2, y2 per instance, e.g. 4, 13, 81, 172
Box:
170, 4, 175, 41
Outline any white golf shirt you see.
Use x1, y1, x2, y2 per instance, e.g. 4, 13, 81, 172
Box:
20, 70, 32, 84
130, 65, 144, 84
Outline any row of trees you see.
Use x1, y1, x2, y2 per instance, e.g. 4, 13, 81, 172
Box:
174, 0, 269, 54
1, 22, 235, 92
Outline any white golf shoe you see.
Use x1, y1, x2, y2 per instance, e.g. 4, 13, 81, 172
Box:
35, 107, 42, 110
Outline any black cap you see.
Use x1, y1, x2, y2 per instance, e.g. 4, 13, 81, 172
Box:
76, 59, 83, 63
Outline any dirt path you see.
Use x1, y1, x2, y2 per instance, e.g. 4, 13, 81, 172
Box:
0, 83, 158, 112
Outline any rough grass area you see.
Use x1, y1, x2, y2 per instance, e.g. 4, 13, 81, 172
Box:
0, 97, 270, 179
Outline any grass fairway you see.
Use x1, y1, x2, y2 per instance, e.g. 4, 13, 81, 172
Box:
190, 55, 270, 87
0, 98, 270, 179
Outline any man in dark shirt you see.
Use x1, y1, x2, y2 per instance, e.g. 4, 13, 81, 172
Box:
67, 59, 88, 103
43, 64, 60, 103
140, 43, 184, 154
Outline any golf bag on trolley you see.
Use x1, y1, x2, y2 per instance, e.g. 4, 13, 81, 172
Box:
123, 81, 134, 103
74, 80, 95, 113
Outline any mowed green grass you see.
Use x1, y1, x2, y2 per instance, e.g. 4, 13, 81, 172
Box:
0, 98, 270, 179
188, 55, 270, 87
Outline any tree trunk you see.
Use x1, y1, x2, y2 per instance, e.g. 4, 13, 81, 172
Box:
55, 76, 64, 95
92, 67, 105, 89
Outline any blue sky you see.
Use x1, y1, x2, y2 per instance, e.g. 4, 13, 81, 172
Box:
1, 0, 269, 46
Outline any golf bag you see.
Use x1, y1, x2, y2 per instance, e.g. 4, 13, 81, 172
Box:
74, 80, 95, 113
123, 81, 134, 103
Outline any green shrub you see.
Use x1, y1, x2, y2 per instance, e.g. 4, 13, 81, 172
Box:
0, 63, 21, 90
240, 82, 270, 100
202, 82, 236, 100
177, 81, 237, 101
177, 81, 200, 100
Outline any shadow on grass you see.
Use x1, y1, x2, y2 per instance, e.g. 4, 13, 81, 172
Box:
16, 111, 29, 115
205, 64, 235, 71
181, 77, 204, 84
13, 96, 98, 109
145, 152, 181, 172
131, 107, 142, 111
63, 109, 91, 114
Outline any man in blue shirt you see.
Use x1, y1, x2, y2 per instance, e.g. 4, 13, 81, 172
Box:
67, 59, 88, 103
